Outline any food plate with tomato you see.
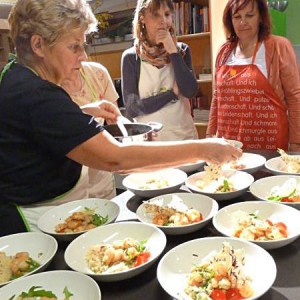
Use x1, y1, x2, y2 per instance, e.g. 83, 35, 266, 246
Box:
213, 201, 300, 249
136, 192, 218, 235
249, 175, 300, 209
64, 221, 166, 282
157, 237, 276, 300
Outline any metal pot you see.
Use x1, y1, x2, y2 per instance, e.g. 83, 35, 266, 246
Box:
104, 122, 163, 142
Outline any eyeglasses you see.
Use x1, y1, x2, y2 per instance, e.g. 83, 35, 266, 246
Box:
67, 42, 89, 54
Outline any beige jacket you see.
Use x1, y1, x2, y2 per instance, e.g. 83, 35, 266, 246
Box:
207, 35, 300, 150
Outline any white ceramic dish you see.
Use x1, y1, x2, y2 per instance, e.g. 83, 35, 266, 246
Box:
176, 160, 205, 173
64, 221, 166, 282
0, 270, 101, 300
122, 168, 187, 198
185, 170, 254, 201
213, 201, 300, 249
249, 175, 300, 209
37, 198, 120, 242
136, 193, 218, 235
265, 155, 300, 175
157, 237, 276, 300
221, 152, 266, 174
0, 232, 58, 287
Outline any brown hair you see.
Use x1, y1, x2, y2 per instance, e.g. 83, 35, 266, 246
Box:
223, 0, 271, 42
132, 0, 174, 41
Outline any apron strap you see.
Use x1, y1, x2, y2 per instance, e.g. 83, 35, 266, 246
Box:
80, 68, 99, 101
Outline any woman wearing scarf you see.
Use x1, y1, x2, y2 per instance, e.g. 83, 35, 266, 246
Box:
121, 0, 198, 141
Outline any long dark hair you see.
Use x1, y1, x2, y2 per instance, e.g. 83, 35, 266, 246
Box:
223, 0, 271, 42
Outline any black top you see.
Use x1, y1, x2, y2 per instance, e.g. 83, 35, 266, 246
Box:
0, 63, 102, 204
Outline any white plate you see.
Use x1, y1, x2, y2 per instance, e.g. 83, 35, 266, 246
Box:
0, 232, 58, 287
213, 201, 300, 249
221, 152, 266, 174
176, 160, 205, 173
37, 198, 120, 242
265, 155, 300, 175
0, 270, 101, 300
157, 237, 276, 300
64, 221, 166, 282
186, 170, 254, 201
250, 175, 300, 209
136, 193, 218, 235
122, 168, 187, 198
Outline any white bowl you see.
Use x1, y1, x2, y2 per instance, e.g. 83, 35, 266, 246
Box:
136, 193, 218, 235
0, 270, 101, 300
122, 168, 187, 198
249, 175, 300, 209
0, 232, 58, 287
213, 201, 300, 249
221, 152, 266, 174
176, 160, 205, 173
157, 237, 276, 300
265, 155, 300, 175
37, 198, 120, 242
185, 170, 254, 201
64, 222, 166, 282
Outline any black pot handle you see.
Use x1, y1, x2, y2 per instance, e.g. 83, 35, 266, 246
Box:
147, 122, 163, 132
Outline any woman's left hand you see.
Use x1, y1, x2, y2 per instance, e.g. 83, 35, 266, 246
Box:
80, 100, 121, 124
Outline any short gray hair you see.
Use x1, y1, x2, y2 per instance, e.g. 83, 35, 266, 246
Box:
8, 0, 97, 64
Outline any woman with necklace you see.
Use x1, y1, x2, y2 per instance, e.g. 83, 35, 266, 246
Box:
61, 61, 119, 200
0, 0, 241, 235
206, 0, 300, 151
121, 0, 198, 141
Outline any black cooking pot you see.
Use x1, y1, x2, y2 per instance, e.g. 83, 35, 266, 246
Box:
104, 122, 163, 142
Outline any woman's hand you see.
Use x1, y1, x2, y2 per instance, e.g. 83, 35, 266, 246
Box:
200, 138, 243, 165
80, 100, 121, 124
155, 29, 177, 54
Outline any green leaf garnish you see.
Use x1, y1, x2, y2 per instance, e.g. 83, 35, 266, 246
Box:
63, 286, 74, 299
92, 213, 108, 226
19, 286, 57, 298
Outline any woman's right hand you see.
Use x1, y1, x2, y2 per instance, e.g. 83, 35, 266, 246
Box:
200, 138, 243, 165
80, 100, 121, 124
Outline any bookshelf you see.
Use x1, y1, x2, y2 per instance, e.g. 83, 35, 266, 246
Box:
0, 19, 11, 69
175, 0, 227, 138
87, 0, 227, 138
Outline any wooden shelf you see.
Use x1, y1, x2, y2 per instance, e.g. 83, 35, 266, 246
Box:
87, 40, 133, 54
177, 32, 210, 41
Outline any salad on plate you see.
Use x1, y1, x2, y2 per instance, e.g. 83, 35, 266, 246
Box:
267, 178, 300, 203
184, 242, 253, 300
